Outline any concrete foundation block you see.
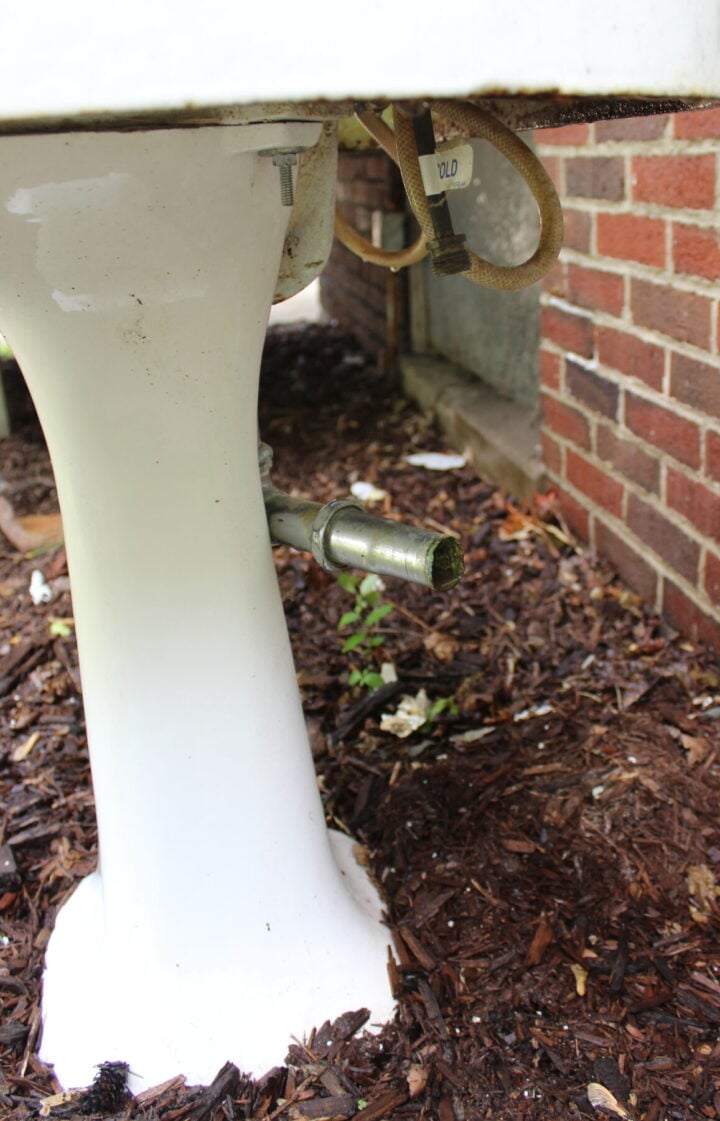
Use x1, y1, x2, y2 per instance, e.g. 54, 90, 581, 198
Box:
401, 354, 547, 501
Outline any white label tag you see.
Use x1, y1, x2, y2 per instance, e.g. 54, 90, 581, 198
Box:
418, 143, 474, 194
418, 153, 443, 195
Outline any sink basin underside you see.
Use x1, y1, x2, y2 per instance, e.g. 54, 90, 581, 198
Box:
0, 0, 718, 133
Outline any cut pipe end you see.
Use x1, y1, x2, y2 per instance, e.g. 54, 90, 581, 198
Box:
428, 535, 464, 591
261, 451, 465, 593
319, 504, 464, 590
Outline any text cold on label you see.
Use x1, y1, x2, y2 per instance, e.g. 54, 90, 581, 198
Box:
418, 144, 474, 194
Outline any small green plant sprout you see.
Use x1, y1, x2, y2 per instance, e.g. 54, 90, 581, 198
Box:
337, 572, 394, 691
48, 616, 74, 638
424, 694, 458, 725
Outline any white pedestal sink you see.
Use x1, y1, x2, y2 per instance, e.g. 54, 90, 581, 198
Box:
0, 0, 717, 1092
0, 121, 394, 1088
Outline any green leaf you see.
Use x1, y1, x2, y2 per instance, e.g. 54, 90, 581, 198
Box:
341, 632, 367, 653
338, 610, 360, 631
362, 673, 386, 691
48, 619, 73, 638
367, 635, 385, 647
25, 544, 60, 559
426, 696, 458, 722
364, 604, 394, 628
348, 669, 363, 685
337, 572, 359, 594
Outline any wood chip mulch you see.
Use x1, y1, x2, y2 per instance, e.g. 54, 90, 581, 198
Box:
1, 322, 720, 1121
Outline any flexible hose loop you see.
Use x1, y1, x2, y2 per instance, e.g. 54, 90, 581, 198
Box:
333, 110, 429, 269
334, 210, 428, 268
334, 101, 564, 291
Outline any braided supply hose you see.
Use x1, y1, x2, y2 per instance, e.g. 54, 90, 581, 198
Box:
334, 100, 563, 291
334, 108, 428, 269
334, 210, 428, 268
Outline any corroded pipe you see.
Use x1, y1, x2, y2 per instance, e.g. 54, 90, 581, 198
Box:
261, 444, 464, 592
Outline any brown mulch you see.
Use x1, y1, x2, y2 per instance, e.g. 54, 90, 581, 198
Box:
1, 322, 720, 1120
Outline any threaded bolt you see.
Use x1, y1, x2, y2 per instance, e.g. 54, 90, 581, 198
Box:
276, 160, 295, 206
260, 149, 301, 207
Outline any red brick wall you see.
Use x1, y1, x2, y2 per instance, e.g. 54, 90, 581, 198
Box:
536, 108, 720, 649
320, 150, 408, 362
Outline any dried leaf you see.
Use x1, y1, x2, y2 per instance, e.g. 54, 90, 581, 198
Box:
571, 962, 588, 996
423, 631, 459, 663
380, 690, 429, 738
525, 914, 554, 966
687, 864, 720, 923
406, 1064, 428, 1098
350, 481, 387, 503
587, 1082, 632, 1119
450, 726, 497, 745
533, 489, 558, 517
306, 716, 327, 759
0, 493, 63, 553
39, 1090, 83, 1117
514, 701, 553, 722
636, 772, 664, 798
380, 662, 398, 684
680, 733, 710, 767
619, 679, 655, 710
543, 521, 572, 546
498, 505, 537, 542
11, 730, 40, 763
404, 452, 466, 470
501, 838, 537, 854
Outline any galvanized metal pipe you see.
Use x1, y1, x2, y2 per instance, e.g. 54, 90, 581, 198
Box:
261, 445, 464, 592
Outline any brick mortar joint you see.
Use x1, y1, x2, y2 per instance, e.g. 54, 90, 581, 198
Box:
541, 290, 720, 368
537, 138, 720, 158
542, 294, 595, 321
540, 387, 717, 484
545, 428, 720, 553
558, 244, 720, 295
547, 469, 720, 621
661, 447, 720, 490
655, 484, 720, 546
560, 237, 717, 289
536, 145, 593, 156
540, 384, 595, 412
544, 365, 624, 398
559, 253, 670, 291
616, 364, 720, 419
542, 463, 596, 548
552, 197, 719, 225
